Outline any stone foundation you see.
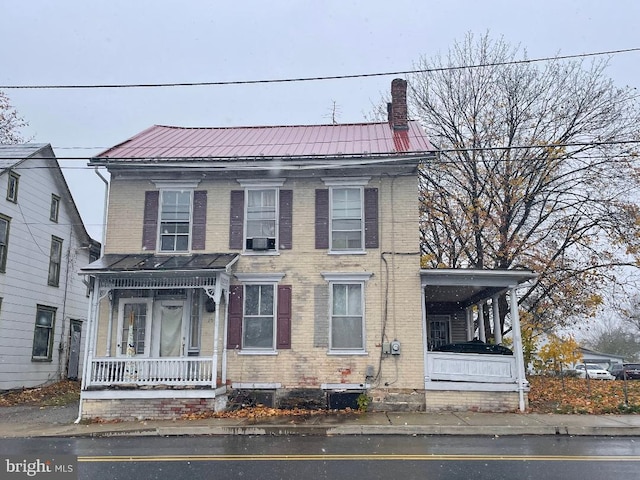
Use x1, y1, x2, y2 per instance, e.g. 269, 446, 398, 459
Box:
424, 390, 525, 412
370, 389, 427, 411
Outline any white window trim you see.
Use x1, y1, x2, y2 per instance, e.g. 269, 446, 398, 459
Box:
323, 272, 371, 354
157, 189, 194, 253
237, 179, 286, 188
321, 177, 370, 187
116, 297, 153, 358
152, 180, 201, 189
240, 283, 278, 353
328, 185, 365, 254
236, 273, 286, 283
241, 184, 281, 255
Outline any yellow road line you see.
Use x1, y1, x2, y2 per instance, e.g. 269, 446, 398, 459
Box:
78, 454, 640, 463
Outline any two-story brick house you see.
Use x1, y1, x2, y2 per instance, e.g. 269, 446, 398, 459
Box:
79, 80, 534, 420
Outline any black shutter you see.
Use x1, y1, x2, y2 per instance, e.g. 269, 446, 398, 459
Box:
227, 285, 243, 349
279, 190, 293, 249
192, 190, 207, 250
364, 187, 379, 248
277, 285, 292, 349
142, 191, 159, 251
229, 190, 244, 250
315, 189, 329, 249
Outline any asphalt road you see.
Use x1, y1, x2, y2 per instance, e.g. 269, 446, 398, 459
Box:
2, 435, 639, 480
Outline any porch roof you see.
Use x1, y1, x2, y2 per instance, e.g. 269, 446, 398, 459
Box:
81, 253, 239, 276
421, 268, 537, 306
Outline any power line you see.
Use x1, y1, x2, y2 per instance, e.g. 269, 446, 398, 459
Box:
1, 48, 638, 90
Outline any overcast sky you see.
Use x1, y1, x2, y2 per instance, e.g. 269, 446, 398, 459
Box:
2, 0, 639, 241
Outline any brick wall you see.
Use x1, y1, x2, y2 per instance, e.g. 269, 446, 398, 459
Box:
424, 391, 526, 413
82, 396, 227, 421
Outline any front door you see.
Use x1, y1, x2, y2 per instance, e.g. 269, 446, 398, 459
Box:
67, 320, 82, 380
153, 300, 187, 357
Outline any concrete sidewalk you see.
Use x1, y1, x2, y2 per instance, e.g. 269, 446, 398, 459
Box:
1, 404, 640, 438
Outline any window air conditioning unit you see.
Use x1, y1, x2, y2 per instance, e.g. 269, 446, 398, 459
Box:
251, 237, 269, 251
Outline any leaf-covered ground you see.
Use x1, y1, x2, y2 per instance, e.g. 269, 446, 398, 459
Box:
528, 376, 640, 414
0, 380, 80, 407
1, 377, 639, 415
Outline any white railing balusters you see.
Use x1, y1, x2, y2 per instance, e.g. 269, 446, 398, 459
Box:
87, 357, 214, 386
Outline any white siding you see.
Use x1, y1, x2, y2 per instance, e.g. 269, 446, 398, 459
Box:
0, 148, 94, 389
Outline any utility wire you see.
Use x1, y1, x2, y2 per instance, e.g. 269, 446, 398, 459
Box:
1, 48, 638, 90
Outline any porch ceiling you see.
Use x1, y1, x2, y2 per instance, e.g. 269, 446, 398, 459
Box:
421, 268, 537, 307
81, 253, 239, 277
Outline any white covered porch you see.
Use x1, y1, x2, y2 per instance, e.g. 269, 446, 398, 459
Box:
421, 269, 537, 411
77, 253, 238, 420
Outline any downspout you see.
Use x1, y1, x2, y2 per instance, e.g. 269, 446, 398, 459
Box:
75, 276, 101, 423
94, 167, 109, 256
57, 225, 73, 380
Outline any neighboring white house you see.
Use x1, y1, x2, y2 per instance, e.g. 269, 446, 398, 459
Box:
0, 144, 100, 390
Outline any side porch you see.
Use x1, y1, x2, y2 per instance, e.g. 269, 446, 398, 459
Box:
421, 269, 537, 412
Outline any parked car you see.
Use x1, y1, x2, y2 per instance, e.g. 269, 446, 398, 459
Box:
608, 363, 640, 380
574, 363, 615, 380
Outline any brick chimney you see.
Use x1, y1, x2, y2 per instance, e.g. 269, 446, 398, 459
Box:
387, 78, 408, 130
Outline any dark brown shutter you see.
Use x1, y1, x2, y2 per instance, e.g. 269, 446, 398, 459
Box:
142, 191, 159, 251
315, 189, 329, 249
191, 190, 207, 250
227, 285, 243, 349
364, 187, 379, 249
277, 285, 292, 349
229, 190, 244, 250
279, 190, 293, 250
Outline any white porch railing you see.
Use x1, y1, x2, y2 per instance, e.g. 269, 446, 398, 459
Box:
425, 352, 516, 384
88, 357, 214, 387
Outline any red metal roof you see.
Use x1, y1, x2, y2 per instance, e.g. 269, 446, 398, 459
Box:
95, 121, 434, 160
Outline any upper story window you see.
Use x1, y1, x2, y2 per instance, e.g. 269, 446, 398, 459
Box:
0, 214, 11, 273
50, 194, 60, 222
142, 181, 206, 253
159, 190, 192, 252
316, 178, 378, 253
6, 171, 19, 203
230, 179, 292, 253
48, 236, 63, 287
331, 187, 363, 251
246, 189, 277, 251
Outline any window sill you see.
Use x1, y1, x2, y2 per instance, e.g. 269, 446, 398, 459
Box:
31, 357, 53, 363
236, 350, 279, 356
327, 350, 368, 356
241, 251, 280, 256
328, 250, 367, 255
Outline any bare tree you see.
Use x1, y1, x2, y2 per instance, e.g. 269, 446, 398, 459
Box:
0, 91, 28, 144
583, 319, 640, 362
410, 33, 640, 335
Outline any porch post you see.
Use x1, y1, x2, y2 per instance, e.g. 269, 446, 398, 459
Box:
465, 307, 474, 341
212, 295, 220, 390
421, 283, 430, 384
509, 287, 527, 412
221, 287, 230, 386
105, 294, 114, 356
492, 295, 502, 344
477, 303, 486, 342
